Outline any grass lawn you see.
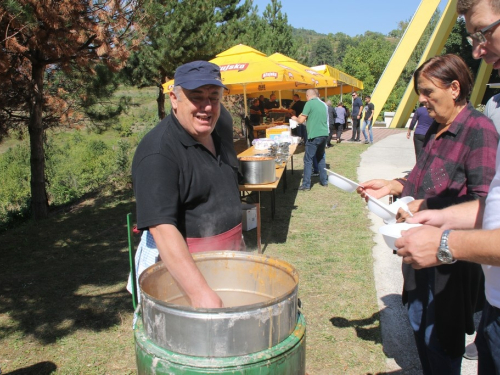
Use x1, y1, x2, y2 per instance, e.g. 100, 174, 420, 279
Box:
0, 129, 386, 372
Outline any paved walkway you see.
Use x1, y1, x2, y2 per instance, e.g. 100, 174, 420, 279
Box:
340, 126, 406, 144
357, 131, 477, 374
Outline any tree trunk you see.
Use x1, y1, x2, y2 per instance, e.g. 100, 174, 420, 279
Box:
28, 61, 49, 220
157, 73, 167, 120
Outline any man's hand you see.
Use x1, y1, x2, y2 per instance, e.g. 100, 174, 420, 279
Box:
150, 224, 224, 309
405, 209, 449, 228
395, 225, 443, 269
189, 288, 224, 309
395, 199, 425, 222
357, 179, 401, 200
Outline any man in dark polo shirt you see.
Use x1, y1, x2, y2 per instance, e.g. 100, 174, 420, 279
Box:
265, 93, 280, 112
130, 61, 242, 308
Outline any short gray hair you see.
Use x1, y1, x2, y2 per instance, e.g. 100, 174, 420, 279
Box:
172, 85, 183, 101
457, 0, 500, 15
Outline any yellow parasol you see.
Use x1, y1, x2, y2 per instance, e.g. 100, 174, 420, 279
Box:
209, 45, 316, 95
163, 44, 316, 116
268, 53, 337, 89
310, 64, 364, 100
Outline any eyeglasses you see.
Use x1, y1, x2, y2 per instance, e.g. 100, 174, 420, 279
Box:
467, 18, 500, 46
351, 94, 356, 97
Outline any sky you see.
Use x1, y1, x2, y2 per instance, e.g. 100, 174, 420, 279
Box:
250, 0, 449, 37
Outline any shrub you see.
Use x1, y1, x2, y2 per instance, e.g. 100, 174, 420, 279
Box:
0, 142, 31, 223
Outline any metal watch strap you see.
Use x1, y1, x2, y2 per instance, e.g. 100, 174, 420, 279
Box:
439, 229, 456, 264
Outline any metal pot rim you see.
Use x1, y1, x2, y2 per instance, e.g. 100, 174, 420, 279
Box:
139, 251, 299, 313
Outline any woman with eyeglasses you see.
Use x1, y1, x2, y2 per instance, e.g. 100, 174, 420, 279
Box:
358, 54, 498, 374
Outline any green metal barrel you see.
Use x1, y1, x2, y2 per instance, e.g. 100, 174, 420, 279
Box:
134, 312, 306, 374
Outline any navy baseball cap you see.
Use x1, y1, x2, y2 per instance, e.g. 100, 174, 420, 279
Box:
174, 61, 227, 90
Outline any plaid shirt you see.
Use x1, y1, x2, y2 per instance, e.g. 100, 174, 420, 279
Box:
402, 103, 498, 209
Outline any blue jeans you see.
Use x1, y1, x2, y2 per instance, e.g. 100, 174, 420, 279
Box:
361, 119, 373, 143
302, 136, 327, 188
476, 300, 500, 375
407, 268, 462, 374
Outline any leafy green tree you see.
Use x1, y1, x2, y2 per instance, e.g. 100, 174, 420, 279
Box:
443, 17, 480, 74
388, 21, 409, 39
325, 32, 357, 67
442, 17, 500, 104
308, 38, 335, 66
0, 0, 145, 219
123, 0, 251, 119
340, 32, 396, 95
257, 0, 297, 56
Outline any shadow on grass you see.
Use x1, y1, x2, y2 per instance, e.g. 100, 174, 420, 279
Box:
0, 189, 138, 345
241, 158, 303, 252
241, 147, 336, 252
329, 312, 382, 345
2, 361, 57, 374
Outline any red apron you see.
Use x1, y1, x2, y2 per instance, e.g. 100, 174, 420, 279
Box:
186, 223, 243, 253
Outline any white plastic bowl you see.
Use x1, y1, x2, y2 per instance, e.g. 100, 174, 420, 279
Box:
325, 169, 360, 193
368, 196, 416, 223
378, 223, 422, 250
390, 196, 415, 211
367, 195, 396, 222
386, 196, 415, 222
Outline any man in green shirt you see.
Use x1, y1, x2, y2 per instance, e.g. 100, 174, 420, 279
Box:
291, 89, 329, 190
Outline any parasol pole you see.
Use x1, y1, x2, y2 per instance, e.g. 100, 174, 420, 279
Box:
243, 84, 248, 117
278, 91, 282, 107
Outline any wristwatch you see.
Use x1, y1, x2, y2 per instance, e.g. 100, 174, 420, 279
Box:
437, 229, 456, 264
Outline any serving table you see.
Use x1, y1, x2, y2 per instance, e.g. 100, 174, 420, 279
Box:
238, 144, 297, 253
252, 123, 289, 139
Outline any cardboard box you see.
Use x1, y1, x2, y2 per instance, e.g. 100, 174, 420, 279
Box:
242, 205, 257, 231
266, 126, 291, 139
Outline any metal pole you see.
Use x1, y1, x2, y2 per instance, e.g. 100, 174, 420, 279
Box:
127, 213, 138, 310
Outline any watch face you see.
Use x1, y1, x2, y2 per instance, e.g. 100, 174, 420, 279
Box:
438, 248, 453, 264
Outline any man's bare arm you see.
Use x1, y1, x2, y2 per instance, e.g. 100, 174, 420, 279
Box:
149, 224, 223, 308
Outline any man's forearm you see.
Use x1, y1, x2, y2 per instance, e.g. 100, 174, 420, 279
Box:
297, 114, 307, 124
450, 228, 500, 266
441, 198, 484, 230
149, 224, 221, 307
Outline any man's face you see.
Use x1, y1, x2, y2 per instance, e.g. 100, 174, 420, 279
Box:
169, 85, 223, 141
365, 97, 370, 103
270, 95, 276, 101
464, 1, 500, 70
352, 93, 357, 100
293, 95, 299, 102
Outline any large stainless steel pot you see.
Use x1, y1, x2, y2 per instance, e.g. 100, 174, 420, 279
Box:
139, 251, 299, 357
239, 156, 276, 184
